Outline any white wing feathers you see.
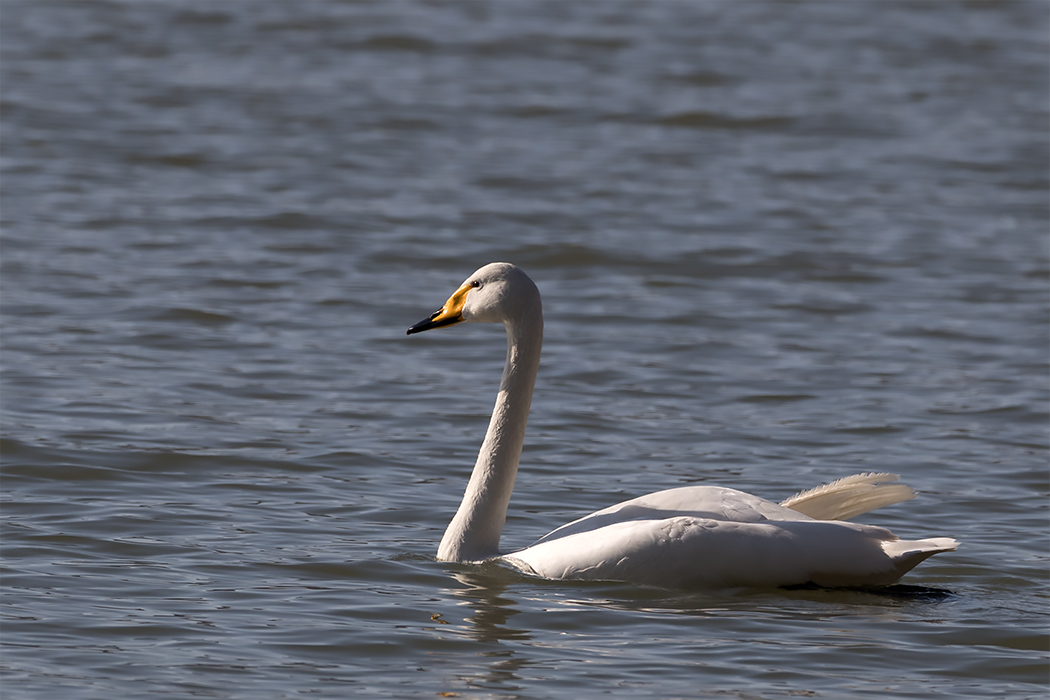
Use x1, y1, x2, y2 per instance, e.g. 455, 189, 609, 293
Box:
779, 472, 917, 521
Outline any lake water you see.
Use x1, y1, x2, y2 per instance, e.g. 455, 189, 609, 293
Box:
2, 1, 1048, 698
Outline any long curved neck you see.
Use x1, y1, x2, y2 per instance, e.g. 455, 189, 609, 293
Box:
437, 306, 543, 562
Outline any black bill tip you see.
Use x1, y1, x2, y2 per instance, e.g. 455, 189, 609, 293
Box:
407, 310, 460, 335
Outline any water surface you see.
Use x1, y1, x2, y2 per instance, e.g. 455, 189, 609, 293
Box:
2, 1, 1048, 698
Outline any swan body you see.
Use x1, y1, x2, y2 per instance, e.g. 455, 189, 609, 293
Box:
408, 263, 958, 588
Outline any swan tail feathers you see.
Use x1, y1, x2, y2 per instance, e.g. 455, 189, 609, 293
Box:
881, 536, 959, 579
780, 472, 916, 521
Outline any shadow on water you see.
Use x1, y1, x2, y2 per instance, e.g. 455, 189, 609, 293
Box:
780, 581, 958, 601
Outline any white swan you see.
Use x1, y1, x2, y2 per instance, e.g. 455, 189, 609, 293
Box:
407, 262, 958, 588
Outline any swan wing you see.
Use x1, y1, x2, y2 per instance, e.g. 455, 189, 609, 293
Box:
779, 472, 917, 521
530, 485, 811, 547
505, 517, 958, 588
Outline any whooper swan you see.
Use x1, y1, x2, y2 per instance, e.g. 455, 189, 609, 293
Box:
407, 262, 958, 588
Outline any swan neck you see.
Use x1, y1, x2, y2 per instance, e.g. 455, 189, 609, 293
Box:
437, 307, 542, 562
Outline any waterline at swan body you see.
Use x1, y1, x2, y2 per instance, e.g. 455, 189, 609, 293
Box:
407, 263, 958, 589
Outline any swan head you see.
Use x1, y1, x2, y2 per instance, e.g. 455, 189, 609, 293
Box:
407, 262, 540, 334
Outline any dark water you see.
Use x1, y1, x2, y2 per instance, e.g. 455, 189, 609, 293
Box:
2, 1, 1048, 698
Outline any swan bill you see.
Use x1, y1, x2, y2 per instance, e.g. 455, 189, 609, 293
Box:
407, 283, 471, 335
